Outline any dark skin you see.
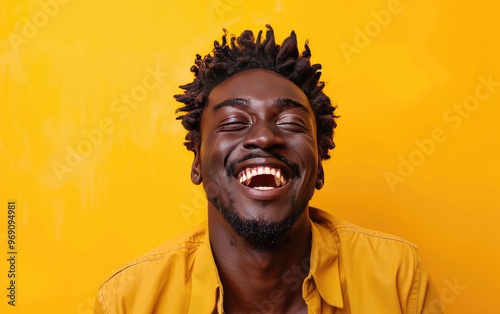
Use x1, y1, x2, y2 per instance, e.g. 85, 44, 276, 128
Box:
191, 69, 325, 313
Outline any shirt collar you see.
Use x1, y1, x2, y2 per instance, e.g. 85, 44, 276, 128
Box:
189, 225, 221, 314
188, 208, 344, 313
308, 207, 344, 308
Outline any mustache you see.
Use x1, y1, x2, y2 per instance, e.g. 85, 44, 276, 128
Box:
226, 151, 301, 178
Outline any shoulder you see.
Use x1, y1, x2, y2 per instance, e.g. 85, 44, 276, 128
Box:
309, 208, 439, 312
310, 207, 421, 265
108, 222, 207, 276
94, 223, 208, 313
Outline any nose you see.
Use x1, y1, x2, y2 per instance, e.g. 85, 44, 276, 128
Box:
242, 121, 286, 150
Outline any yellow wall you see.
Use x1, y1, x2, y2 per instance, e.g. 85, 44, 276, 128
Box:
1, 0, 498, 313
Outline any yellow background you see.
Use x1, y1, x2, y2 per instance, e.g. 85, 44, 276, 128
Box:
1, 0, 499, 313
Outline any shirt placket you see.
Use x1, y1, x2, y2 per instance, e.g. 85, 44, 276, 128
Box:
303, 276, 321, 314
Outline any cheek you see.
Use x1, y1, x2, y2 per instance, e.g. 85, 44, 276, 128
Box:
200, 133, 240, 164
199, 147, 228, 203
296, 140, 320, 178
293, 136, 319, 159
199, 137, 235, 186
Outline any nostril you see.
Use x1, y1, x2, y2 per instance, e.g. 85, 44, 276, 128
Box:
242, 125, 285, 149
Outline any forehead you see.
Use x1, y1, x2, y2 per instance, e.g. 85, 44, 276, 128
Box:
206, 69, 311, 110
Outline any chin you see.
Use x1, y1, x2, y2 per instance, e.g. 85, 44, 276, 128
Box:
213, 195, 307, 251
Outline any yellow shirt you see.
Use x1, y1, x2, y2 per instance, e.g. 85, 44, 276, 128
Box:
94, 208, 441, 313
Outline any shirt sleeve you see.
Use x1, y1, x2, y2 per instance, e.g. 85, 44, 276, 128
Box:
93, 287, 108, 314
412, 260, 443, 314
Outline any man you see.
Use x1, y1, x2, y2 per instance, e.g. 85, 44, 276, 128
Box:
94, 25, 441, 313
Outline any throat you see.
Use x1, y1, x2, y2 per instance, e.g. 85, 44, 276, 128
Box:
223, 285, 307, 313
248, 174, 277, 188
213, 237, 312, 313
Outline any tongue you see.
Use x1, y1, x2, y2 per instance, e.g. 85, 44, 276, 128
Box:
248, 175, 277, 188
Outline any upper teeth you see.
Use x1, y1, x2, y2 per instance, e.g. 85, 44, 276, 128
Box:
237, 166, 287, 189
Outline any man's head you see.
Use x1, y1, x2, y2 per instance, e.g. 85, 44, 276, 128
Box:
174, 25, 337, 250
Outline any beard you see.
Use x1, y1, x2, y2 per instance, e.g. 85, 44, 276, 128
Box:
205, 151, 311, 251
209, 194, 307, 251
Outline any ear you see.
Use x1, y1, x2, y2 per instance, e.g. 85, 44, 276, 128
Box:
191, 149, 202, 185
315, 162, 324, 190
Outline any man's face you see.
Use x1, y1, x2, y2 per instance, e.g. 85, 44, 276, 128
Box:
192, 69, 323, 249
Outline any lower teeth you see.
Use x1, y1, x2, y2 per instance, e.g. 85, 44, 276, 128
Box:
254, 186, 275, 190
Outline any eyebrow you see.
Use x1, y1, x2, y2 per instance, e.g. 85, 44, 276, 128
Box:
212, 98, 310, 114
212, 98, 249, 111
274, 98, 310, 113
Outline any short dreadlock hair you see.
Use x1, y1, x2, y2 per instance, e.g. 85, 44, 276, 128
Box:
174, 25, 338, 160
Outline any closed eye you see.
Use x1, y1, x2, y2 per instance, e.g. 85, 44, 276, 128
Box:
218, 118, 250, 132
276, 116, 308, 132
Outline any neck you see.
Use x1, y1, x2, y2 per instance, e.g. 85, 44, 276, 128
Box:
208, 206, 311, 313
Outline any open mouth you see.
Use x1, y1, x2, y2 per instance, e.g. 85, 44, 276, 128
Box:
236, 166, 290, 190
